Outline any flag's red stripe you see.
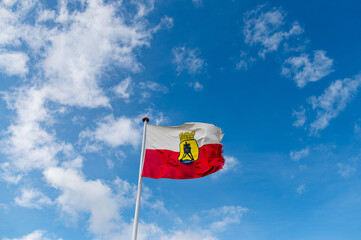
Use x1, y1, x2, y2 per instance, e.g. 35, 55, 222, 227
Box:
142, 144, 225, 179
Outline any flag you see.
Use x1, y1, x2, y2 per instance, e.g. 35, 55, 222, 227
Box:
142, 122, 225, 179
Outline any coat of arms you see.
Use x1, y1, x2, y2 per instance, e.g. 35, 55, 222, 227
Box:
178, 131, 199, 164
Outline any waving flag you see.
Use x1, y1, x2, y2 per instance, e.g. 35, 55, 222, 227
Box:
142, 122, 225, 179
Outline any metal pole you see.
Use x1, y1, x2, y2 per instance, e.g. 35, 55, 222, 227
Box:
131, 117, 149, 240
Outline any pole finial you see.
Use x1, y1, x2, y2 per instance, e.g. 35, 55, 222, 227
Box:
142, 117, 149, 123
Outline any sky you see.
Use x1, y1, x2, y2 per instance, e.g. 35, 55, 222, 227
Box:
0, 0, 361, 239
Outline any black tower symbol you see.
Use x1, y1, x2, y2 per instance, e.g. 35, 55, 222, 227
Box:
181, 141, 194, 161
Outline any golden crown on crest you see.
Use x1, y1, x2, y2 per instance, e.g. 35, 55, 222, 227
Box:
179, 131, 195, 142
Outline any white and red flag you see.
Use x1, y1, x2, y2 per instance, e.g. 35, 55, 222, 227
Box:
132, 120, 225, 240
142, 122, 225, 179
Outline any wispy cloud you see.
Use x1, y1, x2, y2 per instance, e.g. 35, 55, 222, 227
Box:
127, 204, 248, 240
213, 155, 241, 178
0, 162, 22, 183
296, 184, 306, 195
189, 81, 204, 91
15, 188, 53, 209
172, 46, 205, 75
292, 106, 307, 127
243, 5, 303, 58
337, 163, 356, 178
139, 81, 169, 94
282, 50, 334, 87
113, 78, 169, 102
290, 147, 310, 161
236, 51, 256, 71
2, 229, 61, 240
120, 222, 218, 240
308, 74, 361, 134
241, 4, 334, 92
113, 77, 133, 101
207, 205, 249, 232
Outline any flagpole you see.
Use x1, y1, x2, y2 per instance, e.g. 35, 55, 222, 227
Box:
131, 117, 149, 240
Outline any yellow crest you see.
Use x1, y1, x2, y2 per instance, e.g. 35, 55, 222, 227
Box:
178, 131, 199, 164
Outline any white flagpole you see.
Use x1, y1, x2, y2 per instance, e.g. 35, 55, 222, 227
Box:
131, 117, 149, 240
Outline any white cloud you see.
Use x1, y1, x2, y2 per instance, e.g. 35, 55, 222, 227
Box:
15, 188, 52, 209
2, 87, 72, 172
282, 50, 334, 87
0, 1, 50, 57
1, 0, 158, 174
213, 155, 241, 178
160, 229, 217, 240
0, 162, 22, 183
243, 5, 303, 58
2, 0, 18, 7
0, 1, 38, 78
106, 159, 115, 169
136, 81, 169, 102
292, 106, 306, 127
160, 16, 174, 30
290, 147, 310, 161
115, 222, 164, 240
296, 184, 306, 195
132, 0, 155, 19
189, 81, 204, 91
143, 199, 169, 215
0, 51, 28, 76
153, 15, 174, 32
79, 115, 141, 149
308, 74, 361, 134
172, 47, 205, 75
337, 163, 356, 178
36, 9, 56, 23
41, 0, 153, 108
114, 79, 168, 103
42, 164, 249, 240
139, 81, 169, 93
153, 111, 167, 126
207, 205, 248, 232
236, 59, 248, 71
236, 51, 256, 71
283, 41, 307, 53
43, 166, 121, 238
0, 2, 23, 46
118, 204, 248, 240
43, 167, 177, 240
113, 77, 133, 100
2, 230, 61, 240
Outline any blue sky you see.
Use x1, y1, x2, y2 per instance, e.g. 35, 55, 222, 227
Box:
1, 0, 361, 239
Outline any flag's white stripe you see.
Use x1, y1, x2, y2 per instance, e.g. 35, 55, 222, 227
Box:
145, 122, 223, 151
